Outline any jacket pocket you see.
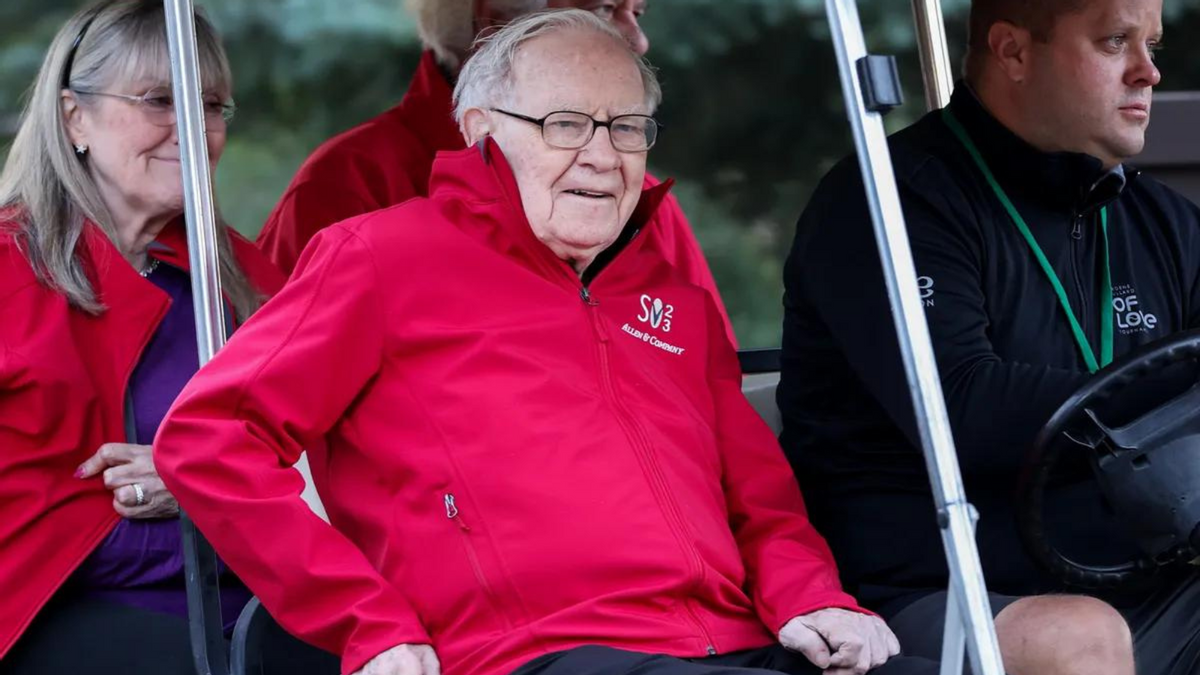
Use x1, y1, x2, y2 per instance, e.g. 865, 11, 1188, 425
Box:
444, 493, 513, 630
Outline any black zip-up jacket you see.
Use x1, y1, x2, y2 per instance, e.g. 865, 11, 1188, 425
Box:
779, 85, 1200, 612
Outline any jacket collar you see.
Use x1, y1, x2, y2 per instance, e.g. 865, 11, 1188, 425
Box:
427, 137, 674, 286
80, 218, 281, 319
945, 83, 1129, 215
80, 218, 186, 304
399, 51, 469, 157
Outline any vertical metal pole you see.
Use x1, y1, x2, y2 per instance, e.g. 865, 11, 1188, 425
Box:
940, 582, 967, 675
822, 1, 1004, 674
911, 0, 955, 110
165, 7, 224, 358
164, 1, 230, 674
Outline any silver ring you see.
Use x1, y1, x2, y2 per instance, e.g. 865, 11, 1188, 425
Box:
133, 483, 146, 507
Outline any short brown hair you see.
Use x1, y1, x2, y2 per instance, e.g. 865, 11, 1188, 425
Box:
964, 0, 1088, 79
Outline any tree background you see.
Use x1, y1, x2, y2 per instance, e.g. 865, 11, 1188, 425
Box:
4, 0, 1200, 346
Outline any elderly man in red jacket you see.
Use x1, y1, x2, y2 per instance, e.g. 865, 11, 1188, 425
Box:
256, 0, 734, 343
156, 11, 935, 675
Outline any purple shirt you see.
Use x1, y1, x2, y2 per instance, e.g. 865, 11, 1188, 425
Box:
70, 262, 250, 631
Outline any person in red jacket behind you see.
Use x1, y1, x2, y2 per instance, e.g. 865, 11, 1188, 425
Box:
255, 0, 735, 344
0, 2, 334, 674
156, 11, 935, 675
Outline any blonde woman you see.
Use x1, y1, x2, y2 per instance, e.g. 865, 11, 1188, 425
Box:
0, 2, 333, 673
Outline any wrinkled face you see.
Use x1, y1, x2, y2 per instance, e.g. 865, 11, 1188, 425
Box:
1024, 0, 1163, 166
65, 74, 226, 224
486, 30, 649, 273
548, 0, 649, 55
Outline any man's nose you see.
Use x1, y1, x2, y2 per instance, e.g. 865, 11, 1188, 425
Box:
1127, 44, 1162, 88
578, 126, 622, 171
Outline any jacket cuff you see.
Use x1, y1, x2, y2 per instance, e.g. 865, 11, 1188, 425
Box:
765, 591, 878, 636
341, 624, 434, 675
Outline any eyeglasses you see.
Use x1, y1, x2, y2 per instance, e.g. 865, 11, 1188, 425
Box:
72, 87, 237, 128
492, 109, 660, 153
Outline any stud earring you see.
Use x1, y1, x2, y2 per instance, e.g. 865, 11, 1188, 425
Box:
74, 144, 88, 156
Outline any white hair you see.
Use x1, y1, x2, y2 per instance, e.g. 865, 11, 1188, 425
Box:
453, 9, 662, 123
405, 0, 547, 70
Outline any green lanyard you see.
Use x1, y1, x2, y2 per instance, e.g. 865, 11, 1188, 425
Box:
942, 108, 1113, 374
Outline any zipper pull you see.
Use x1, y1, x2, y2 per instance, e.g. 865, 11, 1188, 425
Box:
580, 287, 598, 306
580, 287, 610, 342
1071, 214, 1083, 240
445, 494, 469, 530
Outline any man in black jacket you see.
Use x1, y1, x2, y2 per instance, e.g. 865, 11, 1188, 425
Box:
781, 0, 1200, 673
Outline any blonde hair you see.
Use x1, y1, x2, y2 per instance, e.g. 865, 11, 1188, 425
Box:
454, 9, 662, 123
0, 0, 261, 319
405, 0, 547, 71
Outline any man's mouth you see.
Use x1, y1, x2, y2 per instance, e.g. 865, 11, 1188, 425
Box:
1117, 101, 1150, 123
565, 189, 613, 199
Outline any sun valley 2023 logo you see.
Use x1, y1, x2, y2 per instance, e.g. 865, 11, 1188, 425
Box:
637, 294, 674, 332
620, 294, 686, 356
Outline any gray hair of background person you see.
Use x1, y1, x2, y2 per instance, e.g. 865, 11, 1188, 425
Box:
407, 0, 548, 70
453, 9, 663, 124
0, 0, 261, 319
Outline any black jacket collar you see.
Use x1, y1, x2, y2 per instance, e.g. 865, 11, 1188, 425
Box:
945, 83, 1129, 215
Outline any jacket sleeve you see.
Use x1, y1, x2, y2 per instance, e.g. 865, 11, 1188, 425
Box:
785, 162, 1089, 479
155, 223, 429, 674
705, 295, 865, 633
257, 150, 413, 276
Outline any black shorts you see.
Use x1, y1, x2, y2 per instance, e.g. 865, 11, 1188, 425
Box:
882, 571, 1200, 675
881, 590, 1020, 674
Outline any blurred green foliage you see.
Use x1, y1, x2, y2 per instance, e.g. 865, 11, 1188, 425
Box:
4, 0, 1200, 346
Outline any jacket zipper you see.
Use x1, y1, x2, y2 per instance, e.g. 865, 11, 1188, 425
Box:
444, 494, 513, 630
1068, 210, 1092, 339
578, 287, 717, 654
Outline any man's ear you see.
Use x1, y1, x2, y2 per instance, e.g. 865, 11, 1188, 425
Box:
461, 108, 493, 146
61, 89, 88, 146
987, 21, 1034, 84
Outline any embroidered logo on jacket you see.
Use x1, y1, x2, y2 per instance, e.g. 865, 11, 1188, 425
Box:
918, 276, 935, 308
637, 294, 674, 332
621, 323, 686, 355
1112, 284, 1159, 334
624, 294, 685, 356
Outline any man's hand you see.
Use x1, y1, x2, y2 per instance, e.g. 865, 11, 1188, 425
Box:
779, 608, 900, 675
76, 443, 179, 519
351, 645, 440, 675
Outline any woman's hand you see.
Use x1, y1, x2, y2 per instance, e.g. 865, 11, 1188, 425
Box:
77, 443, 180, 519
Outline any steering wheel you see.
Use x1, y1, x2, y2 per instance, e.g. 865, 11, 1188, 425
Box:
1017, 330, 1200, 590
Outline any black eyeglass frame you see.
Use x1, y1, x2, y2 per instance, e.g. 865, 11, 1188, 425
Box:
491, 108, 662, 152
